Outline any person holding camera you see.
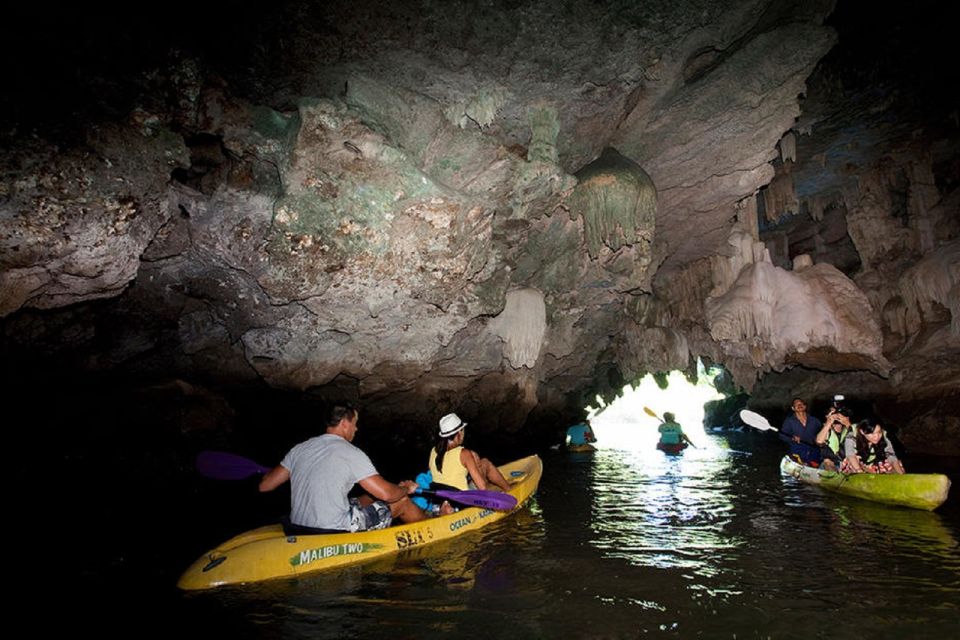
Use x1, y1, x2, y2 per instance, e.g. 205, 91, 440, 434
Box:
816, 398, 853, 471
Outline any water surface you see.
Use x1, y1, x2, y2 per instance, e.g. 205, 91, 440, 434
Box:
40, 429, 960, 638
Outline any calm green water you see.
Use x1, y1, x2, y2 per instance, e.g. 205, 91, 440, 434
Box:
29, 428, 959, 638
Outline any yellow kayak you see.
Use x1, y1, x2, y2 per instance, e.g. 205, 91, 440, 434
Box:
567, 443, 596, 452
178, 455, 542, 590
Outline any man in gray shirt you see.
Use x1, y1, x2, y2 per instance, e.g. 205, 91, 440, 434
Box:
259, 404, 428, 531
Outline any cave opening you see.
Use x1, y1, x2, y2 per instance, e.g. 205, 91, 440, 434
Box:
585, 359, 730, 451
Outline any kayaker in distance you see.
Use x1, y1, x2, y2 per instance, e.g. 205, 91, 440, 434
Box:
429, 413, 512, 492
657, 412, 693, 452
259, 403, 431, 534
815, 400, 853, 471
566, 421, 597, 446
781, 397, 822, 466
844, 418, 905, 474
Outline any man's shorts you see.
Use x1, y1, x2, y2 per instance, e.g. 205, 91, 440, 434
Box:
348, 497, 392, 532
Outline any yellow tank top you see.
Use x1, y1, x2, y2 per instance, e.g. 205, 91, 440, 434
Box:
428, 446, 469, 490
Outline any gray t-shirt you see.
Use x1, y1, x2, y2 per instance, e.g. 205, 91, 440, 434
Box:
281, 434, 378, 530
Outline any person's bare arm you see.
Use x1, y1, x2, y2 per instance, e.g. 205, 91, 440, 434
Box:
259, 465, 290, 492
461, 448, 487, 490
845, 455, 865, 473
358, 474, 412, 503
843, 436, 864, 473
883, 436, 906, 474
815, 417, 833, 445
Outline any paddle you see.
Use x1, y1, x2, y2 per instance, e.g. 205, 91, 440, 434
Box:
417, 488, 517, 511
644, 406, 697, 448
195, 451, 518, 511
738, 409, 777, 432
738, 410, 819, 448
196, 451, 272, 480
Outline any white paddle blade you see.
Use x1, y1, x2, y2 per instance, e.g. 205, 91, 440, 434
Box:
739, 409, 777, 432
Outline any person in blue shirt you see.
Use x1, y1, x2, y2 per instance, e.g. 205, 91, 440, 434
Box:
566, 422, 597, 446
780, 397, 823, 466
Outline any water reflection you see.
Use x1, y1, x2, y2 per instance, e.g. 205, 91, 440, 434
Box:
197, 506, 551, 638
588, 433, 741, 577
172, 432, 960, 638
834, 501, 959, 562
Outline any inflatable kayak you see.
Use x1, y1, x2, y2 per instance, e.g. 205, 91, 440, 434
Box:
178, 455, 542, 590
780, 455, 950, 511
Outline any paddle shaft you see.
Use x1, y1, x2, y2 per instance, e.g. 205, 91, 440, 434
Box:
196, 451, 272, 480
416, 488, 517, 511
643, 406, 662, 421
197, 451, 517, 510
739, 410, 820, 448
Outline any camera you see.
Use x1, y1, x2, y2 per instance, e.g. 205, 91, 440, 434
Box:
831, 394, 852, 417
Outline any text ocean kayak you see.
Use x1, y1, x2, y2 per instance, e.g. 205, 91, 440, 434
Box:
178, 455, 542, 590
779, 455, 950, 511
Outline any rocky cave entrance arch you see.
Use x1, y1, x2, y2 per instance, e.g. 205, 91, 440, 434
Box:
585, 360, 737, 450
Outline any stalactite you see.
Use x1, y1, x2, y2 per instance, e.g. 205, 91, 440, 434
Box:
527, 104, 560, 165
804, 193, 836, 222
762, 165, 799, 222
489, 288, 548, 369
444, 87, 507, 130
896, 239, 960, 338
706, 255, 888, 374
569, 147, 657, 260
845, 169, 916, 270
737, 195, 760, 241
779, 131, 797, 163
710, 227, 765, 298
905, 154, 939, 220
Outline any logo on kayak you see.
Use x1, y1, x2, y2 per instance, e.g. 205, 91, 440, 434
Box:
448, 509, 494, 532
290, 542, 384, 566
395, 527, 434, 549
449, 516, 473, 531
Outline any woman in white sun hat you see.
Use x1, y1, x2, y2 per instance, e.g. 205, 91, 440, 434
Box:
428, 413, 512, 492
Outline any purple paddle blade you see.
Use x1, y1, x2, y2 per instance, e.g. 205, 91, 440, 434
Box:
419, 488, 518, 511
196, 451, 271, 480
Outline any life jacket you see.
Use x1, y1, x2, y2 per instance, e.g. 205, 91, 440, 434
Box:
855, 434, 888, 466
826, 426, 850, 455
862, 442, 883, 465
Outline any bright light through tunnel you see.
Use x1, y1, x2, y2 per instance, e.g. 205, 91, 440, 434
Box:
585, 360, 727, 451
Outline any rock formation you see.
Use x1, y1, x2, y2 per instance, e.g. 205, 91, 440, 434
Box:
1, 0, 956, 449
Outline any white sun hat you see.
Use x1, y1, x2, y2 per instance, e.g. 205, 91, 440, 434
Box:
438, 412, 467, 437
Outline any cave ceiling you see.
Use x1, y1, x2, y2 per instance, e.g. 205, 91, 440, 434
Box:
0, 0, 957, 434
